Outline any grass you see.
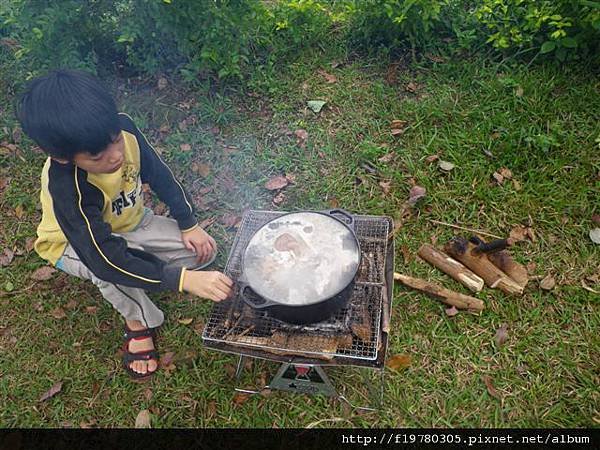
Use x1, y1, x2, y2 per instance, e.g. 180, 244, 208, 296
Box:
0, 49, 598, 428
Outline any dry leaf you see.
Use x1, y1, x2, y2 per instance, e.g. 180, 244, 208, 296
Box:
157, 77, 168, 90
498, 167, 513, 179
378, 153, 394, 163
161, 351, 175, 369
14, 205, 24, 219
177, 318, 193, 325
285, 173, 296, 184
408, 185, 426, 205
265, 175, 289, 191
294, 129, 308, 146
482, 375, 501, 400
85, 306, 98, 314
192, 163, 211, 177
512, 179, 522, 191
179, 143, 192, 152
390, 119, 408, 129
0, 248, 14, 267
39, 381, 63, 402
438, 160, 455, 172
492, 172, 504, 185
233, 392, 250, 406
406, 82, 419, 93
400, 245, 411, 263
317, 69, 337, 83
144, 388, 153, 402
391, 128, 406, 137
135, 409, 151, 428
495, 324, 508, 347
515, 86, 524, 97
509, 225, 535, 243
329, 197, 340, 208
425, 154, 439, 164
272, 192, 286, 206
64, 299, 78, 310
540, 274, 556, 290
379, 181, 392, 196
445, 306, 459, 317
386, 354, 412, 371
592, 215, 600, 226
31, 266, 57, 281
25, 237, 35, 253
50, 307, 66, 320
220, 213, 241, 228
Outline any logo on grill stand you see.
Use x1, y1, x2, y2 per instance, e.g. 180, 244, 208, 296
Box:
269, 364, 337, 397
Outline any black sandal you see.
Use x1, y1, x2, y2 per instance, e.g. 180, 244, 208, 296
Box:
122, 325, 160, 381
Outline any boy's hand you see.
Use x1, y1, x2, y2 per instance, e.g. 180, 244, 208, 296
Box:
182, 270, 233, 302
182, 226, 217, 264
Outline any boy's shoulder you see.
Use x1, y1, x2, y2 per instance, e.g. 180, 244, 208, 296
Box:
117, 112, 137, 134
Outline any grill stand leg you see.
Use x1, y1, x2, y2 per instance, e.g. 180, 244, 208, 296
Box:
233, 356, 384, 410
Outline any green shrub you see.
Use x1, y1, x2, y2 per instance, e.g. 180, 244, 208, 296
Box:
475, 0, 600, 60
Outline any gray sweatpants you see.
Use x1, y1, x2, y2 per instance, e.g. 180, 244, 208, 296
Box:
56, 209, 215, 328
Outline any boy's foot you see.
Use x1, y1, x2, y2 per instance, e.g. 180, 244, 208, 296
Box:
124, 320, 158, 376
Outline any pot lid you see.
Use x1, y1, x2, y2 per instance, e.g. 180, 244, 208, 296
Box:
242, 212, 361, 306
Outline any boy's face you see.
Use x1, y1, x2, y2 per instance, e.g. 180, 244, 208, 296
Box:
54, 131, 125, 174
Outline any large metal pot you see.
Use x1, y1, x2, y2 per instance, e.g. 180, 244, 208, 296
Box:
238, 210, 361, 324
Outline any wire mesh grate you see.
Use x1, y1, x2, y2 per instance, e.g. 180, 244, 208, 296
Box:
202, 210, 391, 362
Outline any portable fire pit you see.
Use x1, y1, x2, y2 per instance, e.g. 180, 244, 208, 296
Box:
202, 210, 394, 409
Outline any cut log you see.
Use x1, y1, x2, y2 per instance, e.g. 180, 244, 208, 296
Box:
417, 244, 484, 293
443, 237, 524, 295
393, 272, 484, 312
487, 250, 529, 290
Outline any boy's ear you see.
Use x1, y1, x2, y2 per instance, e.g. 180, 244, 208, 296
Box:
50, 157, 70, 164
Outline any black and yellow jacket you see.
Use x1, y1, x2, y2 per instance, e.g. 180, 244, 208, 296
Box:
35, 113, 198, 292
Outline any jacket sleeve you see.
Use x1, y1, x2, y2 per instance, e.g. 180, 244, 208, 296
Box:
119, 113, 198, 232
48, 161, 184, 292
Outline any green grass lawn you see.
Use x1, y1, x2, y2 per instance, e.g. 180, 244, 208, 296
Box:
0, 51, 598, 428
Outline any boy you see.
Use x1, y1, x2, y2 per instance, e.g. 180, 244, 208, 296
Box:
17, 69, 233, 380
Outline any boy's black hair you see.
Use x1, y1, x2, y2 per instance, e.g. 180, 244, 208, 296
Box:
16, 69, 120, 161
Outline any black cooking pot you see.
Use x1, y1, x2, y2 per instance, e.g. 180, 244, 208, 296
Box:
238, 209, 361, 325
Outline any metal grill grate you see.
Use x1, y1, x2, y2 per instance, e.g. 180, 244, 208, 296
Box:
202, 210, 391, 363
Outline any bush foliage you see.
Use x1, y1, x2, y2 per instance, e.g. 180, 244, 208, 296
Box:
1, 0, 598, 84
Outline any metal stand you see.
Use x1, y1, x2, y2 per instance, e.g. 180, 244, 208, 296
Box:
233, 355, 384, 411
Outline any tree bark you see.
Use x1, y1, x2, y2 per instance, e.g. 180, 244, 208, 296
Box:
393, 272, 484, 312
487, 250, 529, 290
443, 237, 524, 295
417, 244, 484, 293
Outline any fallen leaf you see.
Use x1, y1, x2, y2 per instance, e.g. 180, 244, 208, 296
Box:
391, 128, 406, 137
272, 192, 286, 206
405, 82, 419, 93
157, 77, 168, 90
425, 154, 439, 164
233, 392, 250, 406
135, 409, 151, 428
482, 375, 502, 400
329, 197, 339, 208
379, 181, 392, 196
590, 228, 600, 244
378, 153, 394, 163
161, 351, 175, 369
64, 299, 78, 310
179, 143, 192, 152
400, 245, 411, 262
498, 167, 513, 179
317, 69, 337, 83
438, 160, 455, 172
144, 388, 153, 402
265, 175, 289, 191
0, 177, 10, 192
25, 237, 35, 253
0, 248, 14, 266
220, 213, 241, 228
592, 215, 600, 226
14, 205, 24, 219
509, 225, 534, 242
495, 324, 508, 347
525, 227, 536, 242
390, 119, 408, 129
31, 266, 57, 281
85, 306, 98, 314
445, 306, 459, 317
426, 53, 446, 63
515, 86, 524, 97
512, 179, 522, 191
192, 163, 211, 177
207, 400, 217, 418
178, 318, 193, 325
408, 185, 426, 205
492, 172, 504, 185
39, 381, 63, 402
386, 354, 412, 371
50, 307, 66, 319
540, 274, 556, 290
307, 100, 326, 113
285, 173, 297, 184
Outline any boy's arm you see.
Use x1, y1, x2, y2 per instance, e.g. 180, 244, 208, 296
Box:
119, 113, 198, 233
49, 161, 184, 292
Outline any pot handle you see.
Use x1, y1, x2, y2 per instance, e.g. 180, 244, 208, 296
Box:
238, 281, 276, 309
323, 208, 355, 227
